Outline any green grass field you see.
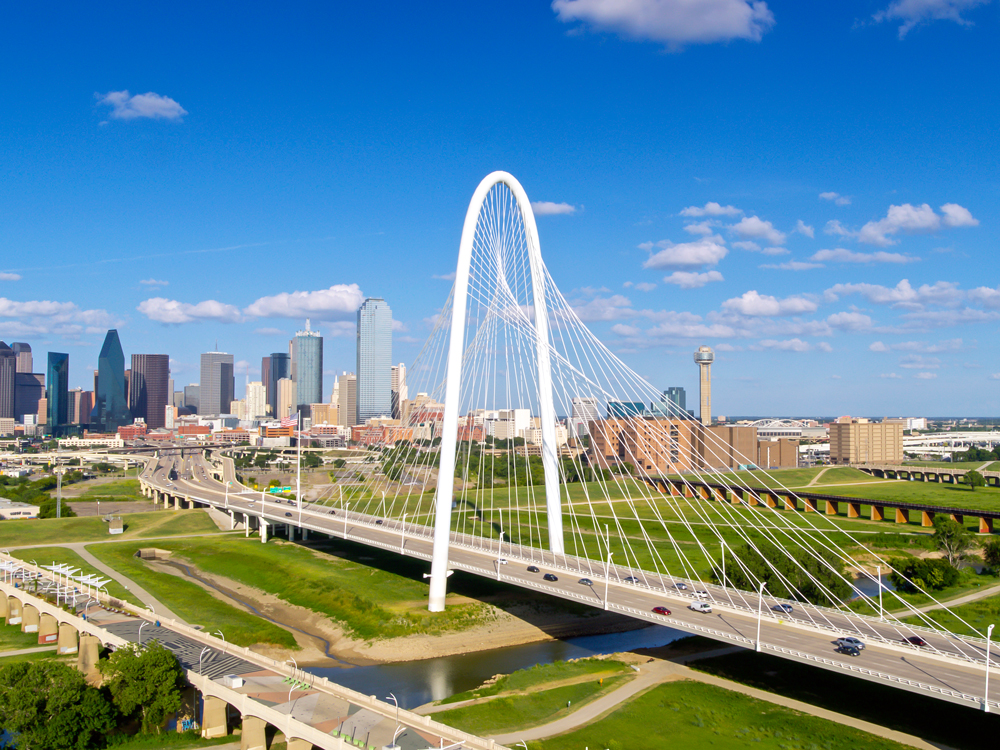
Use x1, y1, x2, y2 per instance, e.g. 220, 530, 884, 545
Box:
0, 509, 225, 547
441, 657, 632, 704
85, 542, 298, 649
0, 620, 47, 651
0, 649, 65, 666
903, 589, 1000, 638
70, 478, 143, 499
435, 675, 629, 735
7, 546, 142, 606
528, 680, 916, 750
689, 649, 998, 750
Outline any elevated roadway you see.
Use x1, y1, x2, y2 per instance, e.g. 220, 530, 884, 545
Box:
139, 451, 1000, 714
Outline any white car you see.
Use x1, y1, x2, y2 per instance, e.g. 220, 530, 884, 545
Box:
692, 590, 709, 600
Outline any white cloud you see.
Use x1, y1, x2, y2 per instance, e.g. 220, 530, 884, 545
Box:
898, 307, 1000, 329
826, 279, 964, 309
253, 327, 285, 335
531, 201, 578, 216
627, 281, 657, 292
680, 202, 743, 217
0, 297, 120, 339
730, 216, 786, 245
857, 203, 953, 246
611, 323, 642, 337
138, 297, 242, 324
662, 270, 724, 289
914, 371, 938, 380
97, 90, 187, 121
731, 241, 760, 251
824, 220, 854, 237
553, 0, 776, 47
827, 312, 872, 331
641, 238, 728, 269
940, 203, 980, 227
991, 373, 1000, 380
325, 321, 357, 338
870, 341, 889, 352
795, 220, 815, 238
391, 320, 409, 332
820, 191, 851, 206
139, 278, 169, 286
880, 373, 902, 379
760, 261, 824, 271
810, 248, 917, 264
899, 354, 941, 369
721, 290, 818, 316
760, 246, 789, 256
968, 286, 1000, 308
243, 284, 364, 319
754, 338, 814, 352
870, 338, 963, 353
0, 273, 21, 281
684, 220, 716, 236
572, 295, 638, 322
433, 272, 457, 281
873, 0, 990, 39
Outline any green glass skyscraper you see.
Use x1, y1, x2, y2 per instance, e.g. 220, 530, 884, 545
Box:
91, 330, 132, 433
46, 352, 69, 432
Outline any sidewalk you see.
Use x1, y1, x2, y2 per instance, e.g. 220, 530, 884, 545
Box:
490, 652, 953, 750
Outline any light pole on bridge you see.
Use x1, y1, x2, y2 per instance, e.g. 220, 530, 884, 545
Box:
603, 551, 614, 611
986, 623, 995, 713
755, 581, 767, 653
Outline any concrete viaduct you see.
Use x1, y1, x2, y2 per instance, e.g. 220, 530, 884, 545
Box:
858, 463, 1000, 486
645, 477, 1000, 534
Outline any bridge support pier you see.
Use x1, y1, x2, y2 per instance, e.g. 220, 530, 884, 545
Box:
201, 696, 228, 739
285, 739, 312, 750
803, 498, 817, 513
6, 596, 21, 625
174, 495, 180, 511
240, 715, 267, 750
765, 493, 778, 509
731, 489, 743, 505
260, 520, 268, 543
895, 508, 909, 524
746, 491, 759, 507
301, 527, 308, 541
950, 513, 964, 525
287, 523, 294, 541
921, 511, 935, 527
38, 613, 58, 644
979, 517, 994, 533
21, 603, 39, 633
58, 623, 78, 654
847, 502, 861, 518
77, 635, 101, 673
871, 505, 884, 522
699, 485, 710, 501
783, 495, 797, 511
825, 500, 838, 516
0, 593, 8, 619
229, 511, 236, 530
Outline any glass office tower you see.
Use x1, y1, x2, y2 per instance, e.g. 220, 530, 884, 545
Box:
129, 354, 170, 429
91, 330, 132, 433
356, 298, 392, 424
268, 352, 290, 418
46, 352, 69, 433
293, 320, 323, 415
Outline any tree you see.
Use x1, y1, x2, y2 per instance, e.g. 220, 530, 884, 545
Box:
712, 540, 851, 606
38, 498, 77, 519
888, 556, 960, 593
932, 515, 974, 567
964, 470, 985, 491
99, 642, 185, 734
0, 660, 114, 750
982, 539, 1000, 569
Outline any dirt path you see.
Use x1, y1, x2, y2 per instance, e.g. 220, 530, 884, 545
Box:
804, 467, 831, 487
491, 654, 950, 750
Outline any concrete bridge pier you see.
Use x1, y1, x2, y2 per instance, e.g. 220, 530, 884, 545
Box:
301, 527, 308, 541
847, 502, 861, 518
201, 696, 229, 738
261, 519, 269, 543
0, 592, 8, 619
58, 622, 79, 654
240, 715, 267, 750
871, 505, 885, 522
764, 493, 779, 509
7, 596, 21, 624
77, 634, 101, 672
38, 613, 58, 644
950, 513, 964, 525
783, 495, 797, 511
174, 495, 181, 511
980, 517, 994, 533
825, 500, 838, 516
285, 739, 314, 750
921, 511, 935, 527
895, 508, 910, 524
21, 603, 39, 633
802, 498, 817, 513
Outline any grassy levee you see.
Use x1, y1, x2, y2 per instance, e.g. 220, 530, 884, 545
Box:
86, 541, 298, 649
123, 536, 497, 641
689, 649, 999, 750
903, 461, 990, 469
0, 509, 226, 547
0, 620, 46, 651
814, 467, 881, 484
441, 657, 632, 704
529, 679, 917, 750
435, 675, 630, 735
902, 589, 1000, 638
8, 546, 142, 606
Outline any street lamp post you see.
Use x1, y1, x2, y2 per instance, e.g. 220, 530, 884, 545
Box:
986, 623, 995, 713
400, 513, 406, 554
755, 581, 767, 653
604, 552, 614, 611
214, 630, 226, 653
497, 528, 504, 581
286, 656, 298, 683
386, 692, 401, 749
199, 647, 210, 673
138, 621, 148, 644
225, 481, 230, 509
877, 565, 883, 620
343, 501, 350, 539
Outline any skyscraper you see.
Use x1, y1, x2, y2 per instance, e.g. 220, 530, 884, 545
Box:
268, 352, 290, 420
261, 356, 272, 415
199, 351, 235, 416
245, 381, 267, 419
47, 352, 69, 432
356, 298, 392, 424
276, 378, 297, 420
183, 384, 200, 413
0, 343, 14, 419
293, 320, 323, 416
12, 343, 31, 373
694, 346, 714, 426
664, 387, 686, 414
390, 363, 407, 420
129, 354, 170, 429
337, 373, 357, 428
14, 373, 44, 421
91, 330, 132, 433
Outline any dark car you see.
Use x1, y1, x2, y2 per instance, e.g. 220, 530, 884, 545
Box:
624, 576, 640, 583
527, 565, 540, 573
836, 644, 861, 657
375, 519, 383, 525
578, 578, 593, 586
329, 510, 336, 515
284, 512, 292, 517
543, 573, 559, 582
771, 603, 794, 614
905, 635, 929, 648
652, 606, 671, 616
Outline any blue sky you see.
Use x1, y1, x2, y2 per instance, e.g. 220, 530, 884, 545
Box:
2, 1, 999, 416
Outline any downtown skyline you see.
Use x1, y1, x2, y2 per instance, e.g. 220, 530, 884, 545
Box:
2, 2, 999, 415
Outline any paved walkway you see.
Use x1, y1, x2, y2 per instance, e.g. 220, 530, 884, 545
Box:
490, 651, 953, 750
804, 467, 831, 487
911, 581, 1000, 614
66, 542, 187, 623
0, 646, 57, 657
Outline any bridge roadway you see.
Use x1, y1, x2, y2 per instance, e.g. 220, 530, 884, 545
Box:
140, 452, 1000, 713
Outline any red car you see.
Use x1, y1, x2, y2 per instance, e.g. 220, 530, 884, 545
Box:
652, 606, 671, 616
904, 636, 929, 648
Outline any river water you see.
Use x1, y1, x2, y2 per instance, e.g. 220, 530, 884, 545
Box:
305, 624, 686, 708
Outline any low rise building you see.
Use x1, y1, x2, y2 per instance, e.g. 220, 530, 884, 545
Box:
0, 497, 38, 519
830, 419, 904, 465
